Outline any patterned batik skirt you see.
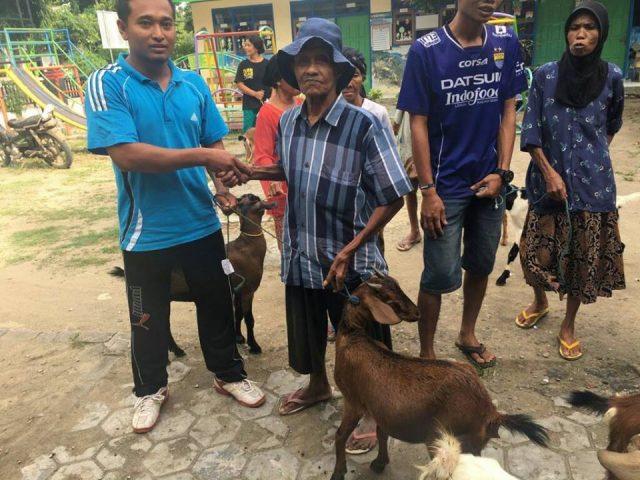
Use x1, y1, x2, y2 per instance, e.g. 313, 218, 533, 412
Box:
519, 209, 625, 304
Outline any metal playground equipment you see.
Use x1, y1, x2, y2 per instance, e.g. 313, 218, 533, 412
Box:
193, 26, 276, 130
0, 28, 92, 130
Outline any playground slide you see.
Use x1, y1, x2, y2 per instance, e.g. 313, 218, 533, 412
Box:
6, 66, 86, 130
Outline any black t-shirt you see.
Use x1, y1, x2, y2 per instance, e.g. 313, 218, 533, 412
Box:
235, 58, 270, 111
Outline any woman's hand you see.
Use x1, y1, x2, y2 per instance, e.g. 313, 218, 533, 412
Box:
544, 170, 567, 201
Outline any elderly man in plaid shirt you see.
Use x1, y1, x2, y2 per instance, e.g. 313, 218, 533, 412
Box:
224, 18, 412, 422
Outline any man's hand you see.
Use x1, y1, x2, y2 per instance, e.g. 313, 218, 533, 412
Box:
543, 170, 567, 202
421, 189, 447, 238
471, 173, 502, 198
323, 248, 353, 292
215, 159, 252, 188
214, 191, 237, 216
255, 90, 265, 101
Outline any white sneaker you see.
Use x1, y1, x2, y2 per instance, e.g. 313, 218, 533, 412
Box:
213, 377, 266, 408
132, 387, 168, 433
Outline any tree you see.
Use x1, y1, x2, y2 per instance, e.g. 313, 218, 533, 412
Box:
174, 4, 195, 61
41, 0, 118, 70
0, 0, 47, 28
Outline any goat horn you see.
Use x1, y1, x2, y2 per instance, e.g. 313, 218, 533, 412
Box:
372, 266, 385, 277
366, 282, 382, 291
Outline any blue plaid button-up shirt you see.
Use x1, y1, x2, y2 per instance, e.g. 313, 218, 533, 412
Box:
277, 95, 413, 289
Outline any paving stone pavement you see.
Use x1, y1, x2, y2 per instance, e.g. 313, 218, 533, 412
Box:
14, 329, 611, 480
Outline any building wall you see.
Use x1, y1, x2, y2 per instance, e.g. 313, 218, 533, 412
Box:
191, 0, 293, 51
371, 0, 391, 14
191, 0, 395, 51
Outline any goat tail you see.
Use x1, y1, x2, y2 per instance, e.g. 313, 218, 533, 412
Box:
497, 414, 550, 447
567, 390, 610, 415
415, 431, 460, 480
109, 266, 125, 278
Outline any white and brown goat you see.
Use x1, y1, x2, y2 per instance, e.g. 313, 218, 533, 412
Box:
331, 272, 549, 480
418, 430, 521, 479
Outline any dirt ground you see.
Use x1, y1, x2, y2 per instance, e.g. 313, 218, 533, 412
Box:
1, 100, 639, 479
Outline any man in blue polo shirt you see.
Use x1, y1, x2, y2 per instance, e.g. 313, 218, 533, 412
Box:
397, 0, 527, 368
85, 0, 265, 434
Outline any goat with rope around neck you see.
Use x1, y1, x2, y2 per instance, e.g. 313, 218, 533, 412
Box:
109, 194, 276, 356
222, 193, 277, 353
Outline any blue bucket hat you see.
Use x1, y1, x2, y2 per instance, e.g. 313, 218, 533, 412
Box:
277, 18, 355, 93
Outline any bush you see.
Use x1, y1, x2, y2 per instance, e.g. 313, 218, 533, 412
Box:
368, 88, 383, 102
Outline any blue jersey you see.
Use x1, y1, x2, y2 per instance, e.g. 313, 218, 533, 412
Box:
85, 54, 229, 252
397, 24, 527, 198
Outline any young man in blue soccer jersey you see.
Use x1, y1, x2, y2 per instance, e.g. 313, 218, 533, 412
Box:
397, 0, 528, 368
85, 0, 265, 434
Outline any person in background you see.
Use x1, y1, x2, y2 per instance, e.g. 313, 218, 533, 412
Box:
516, 1, 625, 361
235, 34, 270, 132
341, 47, 394, 134
339, 46, 396, 455
394, 109, 422, 252
253, 54, 301, 253
341, 46, 393, 262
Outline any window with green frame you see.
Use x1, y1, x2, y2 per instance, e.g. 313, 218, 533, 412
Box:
211, 4, 275, 55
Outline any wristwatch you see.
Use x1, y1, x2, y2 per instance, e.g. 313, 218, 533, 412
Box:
493, 168, 514, 185
419, 183, 436, 192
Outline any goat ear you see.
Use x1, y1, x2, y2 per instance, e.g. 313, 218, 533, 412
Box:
363, 295, 402, 326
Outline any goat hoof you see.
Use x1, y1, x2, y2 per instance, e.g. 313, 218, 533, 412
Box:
235, 334, 246, 344
369, 458, 388, 474
249, 344, 262, 354
329, 473, 344, 480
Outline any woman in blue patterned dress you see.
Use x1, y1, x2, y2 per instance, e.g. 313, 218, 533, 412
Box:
515, 1, 625, 360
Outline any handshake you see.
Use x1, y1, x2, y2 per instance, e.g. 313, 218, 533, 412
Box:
207, 149, 252, 187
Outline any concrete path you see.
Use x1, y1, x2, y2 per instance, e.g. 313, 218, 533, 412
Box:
5, 326, 612, 480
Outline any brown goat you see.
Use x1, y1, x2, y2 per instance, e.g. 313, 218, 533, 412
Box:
569, 391, 640, 480
331, 273, 549, 480
169, 193, 274, 353
224, 193, 275, 353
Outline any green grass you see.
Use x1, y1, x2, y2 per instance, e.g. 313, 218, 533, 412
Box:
60, 227, 120, 249
34, 207, 113, 223
11, 226, 65, 247
0, 152, 120, 269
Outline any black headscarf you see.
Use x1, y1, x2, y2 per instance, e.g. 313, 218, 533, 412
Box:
555, 1, 609, 108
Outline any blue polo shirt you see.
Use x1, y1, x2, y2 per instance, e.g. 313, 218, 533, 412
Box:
85, 54, 229, 252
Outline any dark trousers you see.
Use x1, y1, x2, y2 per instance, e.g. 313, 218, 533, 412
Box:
123, 231, 246, 397
285, 285, 392, 375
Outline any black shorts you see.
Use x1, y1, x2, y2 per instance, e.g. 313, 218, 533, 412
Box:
285, 285, 392, 375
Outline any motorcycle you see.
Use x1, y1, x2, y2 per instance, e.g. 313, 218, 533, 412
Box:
1, 104, 73, 169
